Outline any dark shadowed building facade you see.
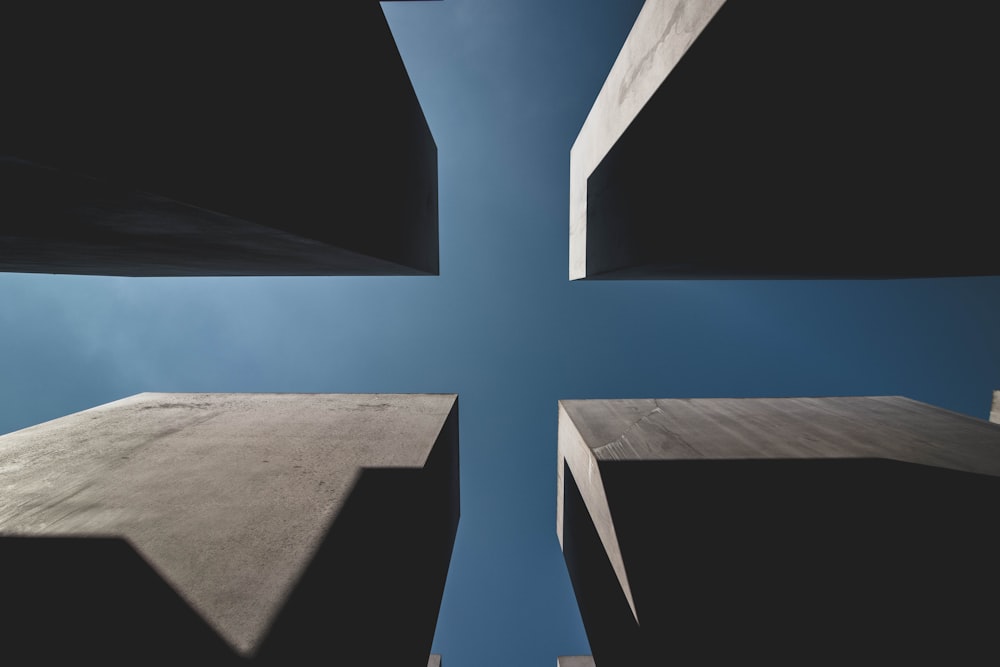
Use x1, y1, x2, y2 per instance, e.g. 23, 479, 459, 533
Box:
2, 2, 440, 276
570, 0, 998, 279
0, 392, 458, 665
558, 396, 1000, 664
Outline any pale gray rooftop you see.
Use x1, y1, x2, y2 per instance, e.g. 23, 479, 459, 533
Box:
557, 657, 596, 667
560, 396, 1000, 476
0, 392, 457, 656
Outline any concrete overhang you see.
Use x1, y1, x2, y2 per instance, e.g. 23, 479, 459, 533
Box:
558, 395, 1000, 663
2, 4, 440, 276
570, 0, 999, 279
0, 392, 459, 664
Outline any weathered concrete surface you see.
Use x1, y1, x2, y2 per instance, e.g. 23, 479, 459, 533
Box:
0, 393, 459, 665
1, 4, 438, 276
570, 0, 998, 279
991, 390, 1000, 424
557, 657, 596, 667
570, 0, 725, 280
558, 396, 1000, 664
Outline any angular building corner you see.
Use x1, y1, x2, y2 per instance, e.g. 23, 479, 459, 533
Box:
0, 392, 458, 665
557, 396, 1000, 663
570, 0, 998, 279
1, 2, 441, 276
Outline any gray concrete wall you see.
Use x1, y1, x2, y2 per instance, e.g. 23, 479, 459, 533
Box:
571, 0, 998, 279
569, 0, 724, 280
558, 657, 596, 667
558, 396, 1000, 663
1, 5, 438, 276
991, 390, 1000, 424
0, 392, 459, 664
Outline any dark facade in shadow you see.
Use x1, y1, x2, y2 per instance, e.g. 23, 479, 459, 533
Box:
255, 401, 459, 665
581, 0, 997, 279
0, 402, 458, 666
563, 456, 1000, 665
1, 3, 438, 276
1, 536, 241, 665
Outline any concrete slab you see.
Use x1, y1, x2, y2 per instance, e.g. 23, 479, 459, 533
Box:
558, 396, 1000, 663
570, 0, 999, 279
557, 657, 596, 667
1, 4, 439, 276
428, 655, 443, 667
0, 392, 459, 665
991, 390, 1000, 424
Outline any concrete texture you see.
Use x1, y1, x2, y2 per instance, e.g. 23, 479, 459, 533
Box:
570, 0, 725, 280
570, 0, 998, 279
558, 657, 596, 667
1, 4, 438, 276
429, 655, 443, 667
0, 392, 459, 665
558, 396, 1000, 664
992, 390, 1000, 424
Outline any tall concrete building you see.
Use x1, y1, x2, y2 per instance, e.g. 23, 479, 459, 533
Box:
570, 0, 998, 279
0, 393, 458, 665
558, 396, 1000, 664
2, 3, 440, 276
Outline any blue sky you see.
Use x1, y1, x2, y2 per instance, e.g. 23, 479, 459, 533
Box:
2, 1, 1000, 665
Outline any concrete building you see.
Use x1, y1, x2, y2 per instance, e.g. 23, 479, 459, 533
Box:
0, 392, 458, 665
570, 0, 998, 279
558, 396, 1000, 664
1, 3, 440, 276
991, 390, 999, 424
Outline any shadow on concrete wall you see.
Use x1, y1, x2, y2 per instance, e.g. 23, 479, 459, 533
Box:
1, 405, 458, 666
564, 456, 1000, 665
583, 0, 996, 279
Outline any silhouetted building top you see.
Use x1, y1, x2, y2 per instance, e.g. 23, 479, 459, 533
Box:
0, 392, 458, 665
2, 3, 441, 276
558, 396, 1000, 663
570, 0, 998, 279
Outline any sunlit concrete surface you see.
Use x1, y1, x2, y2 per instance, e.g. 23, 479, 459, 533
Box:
0, 392, 458, 665
558, 396, 1000, 663
1, 3, 439, 276
558, 657, 596, 667
570, 0, 998, 279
